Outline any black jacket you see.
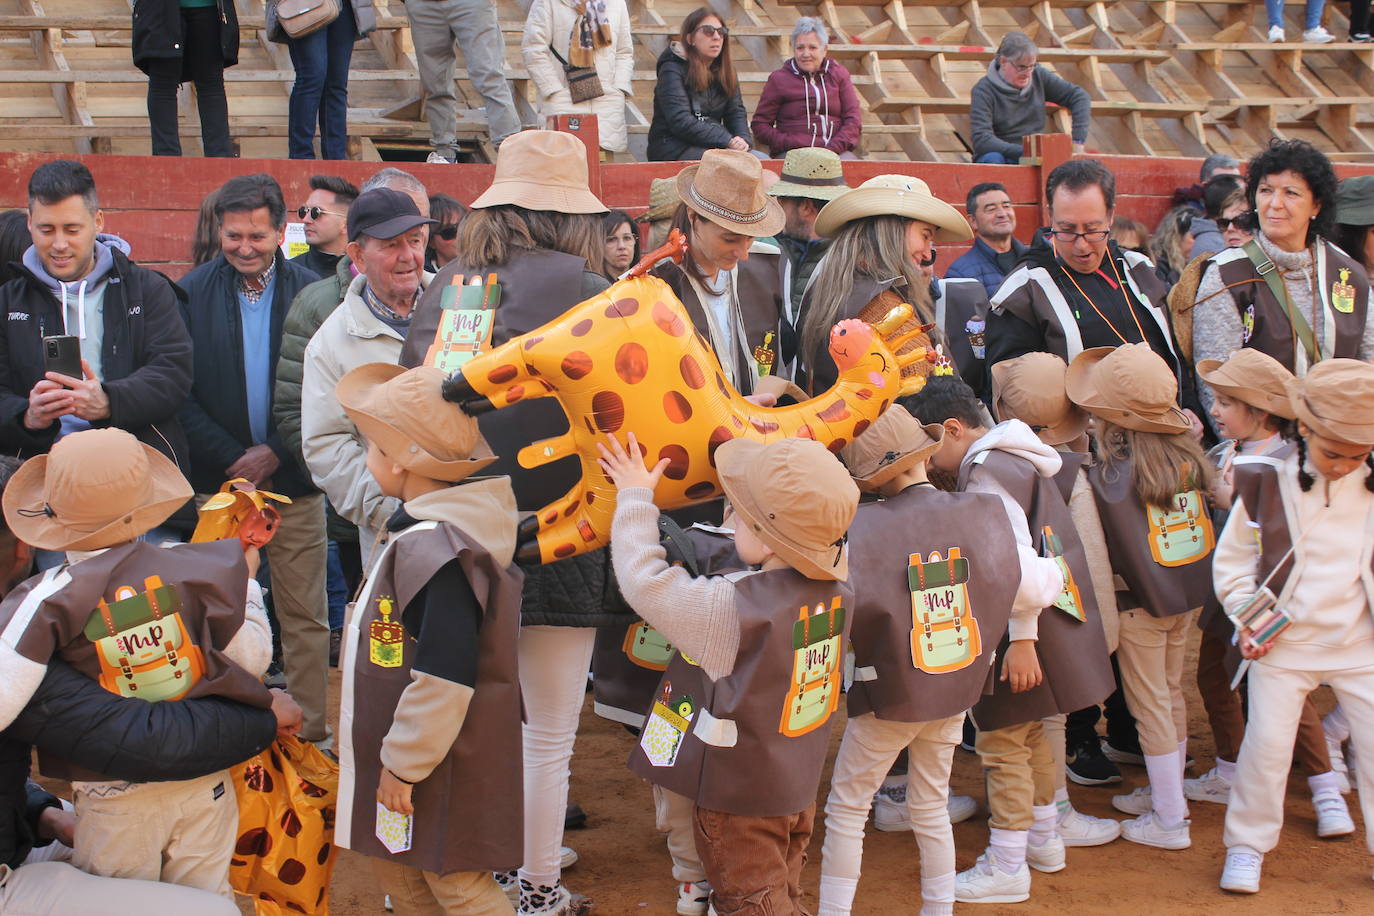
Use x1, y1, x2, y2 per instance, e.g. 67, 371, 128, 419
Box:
176, 250, 319, 497
647, 45, 751, 161
290, 247, 342, 282
0, 248, 192, 470
1, 658, 275, 869
131, 0, 239, 76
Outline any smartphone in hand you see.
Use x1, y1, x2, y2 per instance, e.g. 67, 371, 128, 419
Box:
42, 335, 82, 384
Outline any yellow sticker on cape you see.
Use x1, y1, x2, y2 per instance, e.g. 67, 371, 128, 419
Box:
753, 331, 776, 378
369, 595, 405, 668
1333, 268, 1356, 314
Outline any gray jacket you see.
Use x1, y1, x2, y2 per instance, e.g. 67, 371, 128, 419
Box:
969, 62, 1091, 160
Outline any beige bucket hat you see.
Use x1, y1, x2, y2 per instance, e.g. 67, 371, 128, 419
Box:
715, 437, 858, 580
3, 427, 193, 551
469, 130, 607, 214
1066, 344, 1191, 435
814, 174, 972, 241
1285, 358, 1374, 444
840, 407, 944, 492
676, 149, 786, 237
638, 177, 682, 224
991, 352, 1090, 446
337, 363, 497, 482
1196, 349, 1296, 420
767, 147, 850, 202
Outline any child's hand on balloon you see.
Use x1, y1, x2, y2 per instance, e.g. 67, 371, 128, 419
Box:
597, 432, 670, 493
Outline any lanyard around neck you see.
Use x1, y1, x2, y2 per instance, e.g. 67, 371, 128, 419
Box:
1053, 243, 1147, 345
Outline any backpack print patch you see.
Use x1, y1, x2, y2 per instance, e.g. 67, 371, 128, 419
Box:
1147, 488, 1215, 567
1040, 527, 1086, 621
83, 576, 205, 701
623, 621, 674, 670
907, 548, 981, 673
779, 597, 846, 738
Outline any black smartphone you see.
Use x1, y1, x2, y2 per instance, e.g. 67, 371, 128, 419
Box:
42, 335, 82, 382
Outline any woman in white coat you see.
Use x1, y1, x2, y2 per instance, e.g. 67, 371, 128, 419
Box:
522, 0, 634, 154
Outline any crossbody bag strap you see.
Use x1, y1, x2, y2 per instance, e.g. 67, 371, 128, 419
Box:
1242, 239, 1317, 365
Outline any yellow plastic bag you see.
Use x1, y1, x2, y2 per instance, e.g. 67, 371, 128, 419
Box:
230, 735, 340, 915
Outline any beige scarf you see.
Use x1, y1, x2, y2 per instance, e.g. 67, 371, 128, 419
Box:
568, 0, 612, 68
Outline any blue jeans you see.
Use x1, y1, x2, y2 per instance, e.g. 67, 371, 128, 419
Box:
286, 3, 358, 159
976, 151, 1011, 164
1266, 0, 1324, 29
326, 539, 347, 631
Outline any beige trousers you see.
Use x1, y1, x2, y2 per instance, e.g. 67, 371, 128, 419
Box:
0, 861, 239, 915
264, 491, 330, 742
71, 770, 237, 896
975, 719, 1057, 831
1041, 713, 1067, 793
1116, 609, 1192, 756
372, 859, 515, 916
654, 784, 706, 883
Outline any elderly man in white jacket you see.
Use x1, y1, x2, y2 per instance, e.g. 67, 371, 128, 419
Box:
301, 188, 435, 561
521, 0, 634, 153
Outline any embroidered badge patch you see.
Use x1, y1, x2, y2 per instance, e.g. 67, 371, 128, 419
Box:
753, 331, 776, 378
1333, 268, 1356, 314
369, 595, 405, 668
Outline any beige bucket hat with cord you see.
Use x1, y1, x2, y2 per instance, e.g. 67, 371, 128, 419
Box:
1196, 349, 1296, 420
337, 363, 497, 483
767, 147, 850, 202
992, 352, 1090, 446
715, 437, 858, 580
675, 149, 786, 238
814, 174, 972, 241
1285, 358, 1374, 444
3, 427, 193, 552
1065, 344, 1191, 435
468, 130, 607, 214
840, 407, 945, 493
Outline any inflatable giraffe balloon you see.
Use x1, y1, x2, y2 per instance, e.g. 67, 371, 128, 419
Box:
441, 231, 937, 564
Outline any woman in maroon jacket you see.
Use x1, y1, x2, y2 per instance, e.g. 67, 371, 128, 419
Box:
751, 17, 863, 158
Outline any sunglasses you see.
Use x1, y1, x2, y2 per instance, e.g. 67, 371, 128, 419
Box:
435, 225, 459, 241
696, 24, 728, 37
1217, 212, 1255, 232
296, 205, 346, 220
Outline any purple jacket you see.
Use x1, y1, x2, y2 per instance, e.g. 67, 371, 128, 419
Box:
751, 59, 862, 157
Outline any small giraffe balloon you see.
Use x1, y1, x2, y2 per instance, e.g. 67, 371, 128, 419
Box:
442, 234, 936, 564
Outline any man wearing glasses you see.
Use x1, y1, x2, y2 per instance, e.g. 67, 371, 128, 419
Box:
291, 175, 359, 280
947, 181, 1029, 297
970, 31, 1091, 165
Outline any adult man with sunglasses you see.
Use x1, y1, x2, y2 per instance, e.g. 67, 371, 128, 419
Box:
290, 175, 359, 280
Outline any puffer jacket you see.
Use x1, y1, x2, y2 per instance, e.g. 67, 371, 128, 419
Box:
647, 44, 750, 161
521, 0, 634, 152
750, 58, 862, 157
274, 254, 354, 470
131, 0, 238, 75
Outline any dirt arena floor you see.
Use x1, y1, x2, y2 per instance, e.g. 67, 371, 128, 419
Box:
219, 629, 1373, 916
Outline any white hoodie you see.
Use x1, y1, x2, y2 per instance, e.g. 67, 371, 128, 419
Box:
961, 419, 1070, 641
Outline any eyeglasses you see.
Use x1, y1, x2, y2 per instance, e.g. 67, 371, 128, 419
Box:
1049, 229, 1111, 244
1216, 212, 1255, 232
1005, 60, 1036, 74
695, 24, 728, 37
296, 205, 346, 220
436, 225, 459, 241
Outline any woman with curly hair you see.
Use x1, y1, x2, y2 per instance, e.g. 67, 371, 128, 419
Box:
1192, 139, 1374, 410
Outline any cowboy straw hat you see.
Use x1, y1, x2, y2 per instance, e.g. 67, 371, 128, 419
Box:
337, 363, 497, 483
840, 407, 945, 492
675, 149, 786, 238
991, 352, 1090, 446
1065, 344, 1191, 435
1284, 358, 1374, 444
715, 437, 858, 580
469, 130, 607, 214
1196, 349, 1295, 420
3, 428, 193, 552
638, 177, 682, 224
767, 147, 850, 202
813, 174, 972, 241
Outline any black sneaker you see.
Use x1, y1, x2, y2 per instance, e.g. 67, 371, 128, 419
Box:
960, 716, 977, 753
1102, 738, 1146, 767
1066, 738, 1123, 785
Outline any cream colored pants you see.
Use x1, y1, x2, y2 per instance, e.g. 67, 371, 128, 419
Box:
1116, 609, 1192, 756
654, 784, 706, 883
372, 859, 515, 915
0, 861, 239, 915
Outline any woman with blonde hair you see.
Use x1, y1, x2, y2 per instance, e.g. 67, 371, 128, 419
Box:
522, 0, 634, 153
647, 7, 752, 161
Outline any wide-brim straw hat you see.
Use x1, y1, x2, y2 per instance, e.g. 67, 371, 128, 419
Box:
1196, 349, 1296, 420
1336, 174, 1374, 227
3, 427, 193, 551
675, 149, 786, 238
1284, 358, 1374, 444
991, 352, 1090, 446
715, 437, 858, 580
469, 130, 607, 214
840, 408, 944, 492
639, 177, 681, 223
814, 174, 972, 241
1065, 344, 1191, 435
337, 363, 497, 483
767, 147, 850, 202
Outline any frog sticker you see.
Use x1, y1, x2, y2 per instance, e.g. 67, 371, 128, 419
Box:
779, 597, 846, 738
640, 681, 696, 767
84, 576, 205, 702
1147, 488, 1215, 567
908, 548, 981, 674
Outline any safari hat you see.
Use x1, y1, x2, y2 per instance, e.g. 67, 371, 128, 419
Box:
715, 437, 858, 580
814, 174, 972, 241
1336, 175, 1374, 227
1196, 349, 1295, 419
840, 407, 945, 492
991, 352, 1089, 446
336, 363, 496, 482
1065, 344, 1191, 435
3, 428, 193, 551
638, 177, 681, 224
675, 149, 786, 238
469, 130, 607, 214
767, 147, 850, 202
1285, 358, 1374, 444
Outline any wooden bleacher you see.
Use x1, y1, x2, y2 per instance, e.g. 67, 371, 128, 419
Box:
0, 0, 1372, 162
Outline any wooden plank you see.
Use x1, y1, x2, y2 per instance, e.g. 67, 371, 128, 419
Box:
823, 43, 1170, 62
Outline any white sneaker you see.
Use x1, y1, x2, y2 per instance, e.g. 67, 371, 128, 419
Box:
872, 783, 908, 831
1183, 767, 1232, 804
1111, 784, 1152, 815
1304, 26, 1336, 43
1120, 811, 1190, 850
1057, 806, 1121, 846
560, 846, 579, 869
954, 853, 1031, 904
948, 794, 978, 824
1315, 792, 1356, 837
1220, 848, 1263, 894
1026, 835, 1067, 873
1268, 25, 1286, 42
1326, 734, 1353, 793
426, 151, 454, 164
677, 880, 711, 916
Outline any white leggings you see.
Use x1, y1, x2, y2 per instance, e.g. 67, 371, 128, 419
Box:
518, 625, 597, 888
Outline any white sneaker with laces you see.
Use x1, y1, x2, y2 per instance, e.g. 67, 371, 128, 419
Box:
954, 853, 1031, 904
1315, 792, 1356, 837
1120, 811, 1190, 850
948, 794, 978, 825
1026, 835, 1066, 873
1057, 807, 1121, 846
1183, 767, 1232, 804
1268, 24, 1286, 42
872, 783, 907, 831
677, 880, 711, 916
1220, 848, 1263, 894
1110, 784, 1152, 815
1304, 26, 1336, 42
